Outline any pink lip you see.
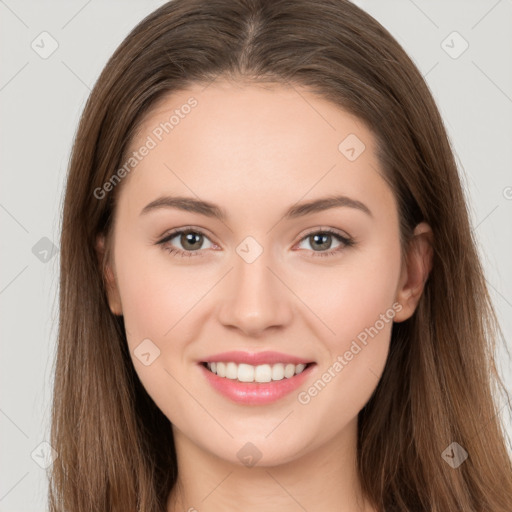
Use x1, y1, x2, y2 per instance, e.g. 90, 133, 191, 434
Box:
198, 362, 317, 405
200, 350, 314, 366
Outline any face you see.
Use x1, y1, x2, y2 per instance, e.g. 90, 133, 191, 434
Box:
97, 79, 429, 467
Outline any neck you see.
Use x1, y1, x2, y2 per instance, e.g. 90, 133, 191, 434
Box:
166, 417, 375, 512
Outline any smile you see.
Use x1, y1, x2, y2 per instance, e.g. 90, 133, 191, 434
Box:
199, 361, 317, 405
203, 361, 310, 383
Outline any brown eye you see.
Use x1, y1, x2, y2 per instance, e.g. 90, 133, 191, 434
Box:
179, 231, 204, 251
157, 228, 214, 258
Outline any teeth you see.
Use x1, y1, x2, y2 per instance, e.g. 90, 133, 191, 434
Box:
226, 362, 238, 379
205, 362, 308, 383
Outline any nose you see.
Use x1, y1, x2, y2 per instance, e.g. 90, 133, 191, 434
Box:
216, 248, 293, 337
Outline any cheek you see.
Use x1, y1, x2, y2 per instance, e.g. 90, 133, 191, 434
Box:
118, 271, 171, 343
113, 237, 185, 348
113, 243, 201, 422
320, 241, 401, 402
305, 238, 402, 347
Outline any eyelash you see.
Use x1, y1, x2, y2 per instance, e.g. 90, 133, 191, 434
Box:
156, 226, 355, 259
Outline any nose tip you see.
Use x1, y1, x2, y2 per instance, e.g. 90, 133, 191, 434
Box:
216, 256, 293, 336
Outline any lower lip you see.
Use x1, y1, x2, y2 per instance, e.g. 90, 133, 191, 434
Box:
199, 363, 316, 405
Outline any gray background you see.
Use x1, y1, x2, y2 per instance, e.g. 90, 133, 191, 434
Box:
1, 1, 511, 510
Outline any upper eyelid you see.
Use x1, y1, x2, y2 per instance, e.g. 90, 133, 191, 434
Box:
158, 226, 215, 243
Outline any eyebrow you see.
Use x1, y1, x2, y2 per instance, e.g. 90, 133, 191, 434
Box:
140, 194, 373, 220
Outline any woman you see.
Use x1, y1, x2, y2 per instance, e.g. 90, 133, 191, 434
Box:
49, 0, 512, 511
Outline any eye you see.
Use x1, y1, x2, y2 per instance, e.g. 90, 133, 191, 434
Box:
156, 227, 355, 259
156, 228, 215, 258
295, 228, 355, 258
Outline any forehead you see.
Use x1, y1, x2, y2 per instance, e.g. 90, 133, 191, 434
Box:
117, 79, 395, 222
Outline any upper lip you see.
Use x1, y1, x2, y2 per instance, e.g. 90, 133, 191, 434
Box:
200, 351, 314, 366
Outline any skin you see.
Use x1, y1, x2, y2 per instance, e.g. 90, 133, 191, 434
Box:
96, 79, 433, 512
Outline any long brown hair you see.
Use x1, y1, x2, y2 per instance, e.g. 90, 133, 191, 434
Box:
50, 1, 512, 510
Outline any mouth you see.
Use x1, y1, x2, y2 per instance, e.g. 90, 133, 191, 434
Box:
200, 361, 315, 383
198, 360, 317, 405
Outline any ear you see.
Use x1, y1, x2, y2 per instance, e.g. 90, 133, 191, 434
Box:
393, 222, 433, 323
96, 234, 123, 316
